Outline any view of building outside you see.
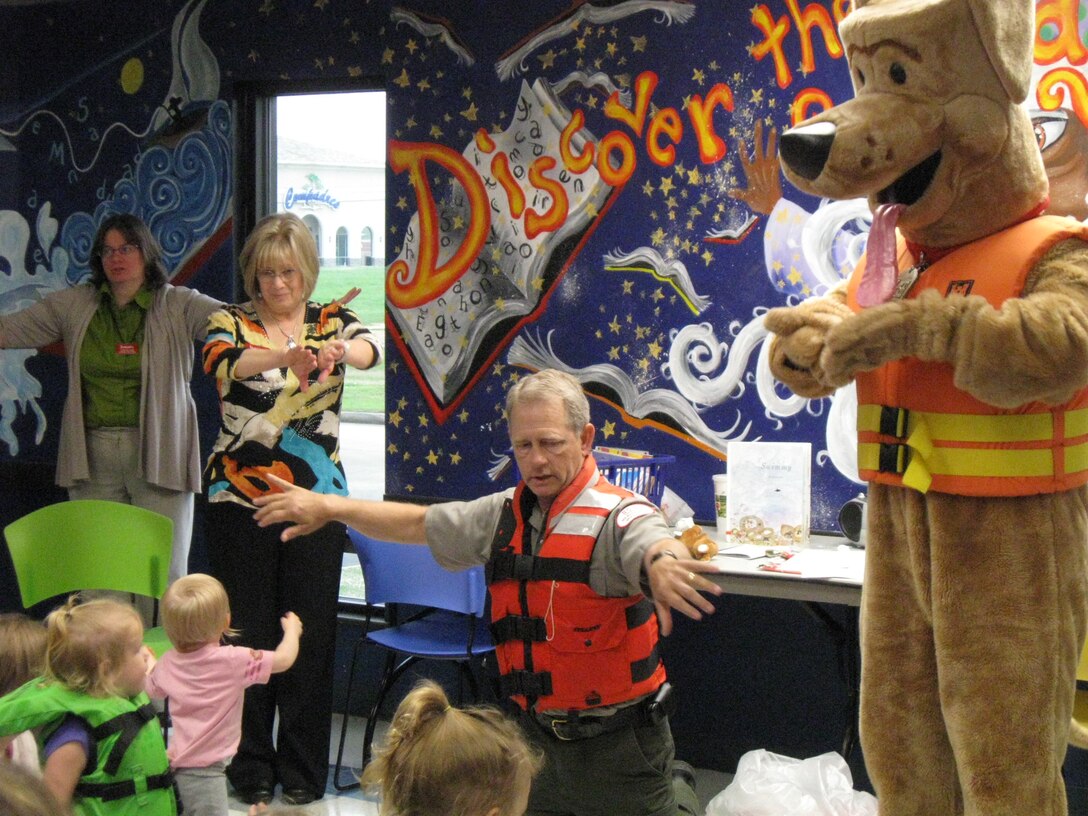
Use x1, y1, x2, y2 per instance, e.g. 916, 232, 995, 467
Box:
276, 91, 386, 416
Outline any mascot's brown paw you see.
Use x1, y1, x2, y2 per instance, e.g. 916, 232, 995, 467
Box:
764, 299, 854, 397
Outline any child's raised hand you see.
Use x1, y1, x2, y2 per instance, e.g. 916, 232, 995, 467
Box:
281, 611, 303, 639
141, 645, 157, 675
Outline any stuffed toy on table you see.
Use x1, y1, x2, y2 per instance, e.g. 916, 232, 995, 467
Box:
763, 0, 1088, 813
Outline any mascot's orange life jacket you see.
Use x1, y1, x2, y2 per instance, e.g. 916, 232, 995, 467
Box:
486, 455, 666, 712
845, 215, 1088, 496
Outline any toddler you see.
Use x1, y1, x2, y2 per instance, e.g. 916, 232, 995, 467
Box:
145, 573, 302, 816
361, 680, 542, 816
0, 596, 174, 816
0, 613, 48, 774
0, 761, 69, 816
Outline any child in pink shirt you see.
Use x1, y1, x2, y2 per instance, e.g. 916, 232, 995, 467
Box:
146, 574, 302, 816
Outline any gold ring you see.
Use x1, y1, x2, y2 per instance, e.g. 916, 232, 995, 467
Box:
687, 571, 696, 583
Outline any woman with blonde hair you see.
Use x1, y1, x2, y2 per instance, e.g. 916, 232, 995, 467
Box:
362, 680, 542, 816
202, 212, 380, 806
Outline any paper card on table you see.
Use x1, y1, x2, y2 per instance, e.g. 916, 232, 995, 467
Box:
777, 548, 865, 581
726, 441, 811, 547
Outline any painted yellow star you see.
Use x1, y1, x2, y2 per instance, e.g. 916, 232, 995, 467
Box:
418, 414, 429, 428
602, 420, 616, 439
461, 102, 479, 122
539, 49, 557, 69
692, 68, 705, 84
388, 410, 402, 428
659, 176, 675, 195
622, 280, 634, 294
631, 35, 647, 52
608, 315, 621, 334
426, 450, 439, 465
608, 346, 621, 361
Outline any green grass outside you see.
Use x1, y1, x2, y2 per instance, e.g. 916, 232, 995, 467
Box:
313, 265, 386, 414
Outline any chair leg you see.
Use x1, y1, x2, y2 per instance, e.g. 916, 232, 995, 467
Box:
362, 653, 419, 768
332, 637, 368, 792
459, 661, 480, 702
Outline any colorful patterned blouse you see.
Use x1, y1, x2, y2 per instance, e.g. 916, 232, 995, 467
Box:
202, 300, 379, 508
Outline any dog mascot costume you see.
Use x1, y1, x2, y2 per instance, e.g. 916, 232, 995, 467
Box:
764, 0, 1088, 813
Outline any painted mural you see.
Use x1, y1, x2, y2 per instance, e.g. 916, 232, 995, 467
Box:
0, 0, 1086, 531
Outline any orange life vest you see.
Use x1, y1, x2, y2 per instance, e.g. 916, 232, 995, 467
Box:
486, 455, 666, 712
845, 215, 1088, 496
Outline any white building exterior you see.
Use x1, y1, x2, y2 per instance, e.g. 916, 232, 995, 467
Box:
277, 137, 386, 267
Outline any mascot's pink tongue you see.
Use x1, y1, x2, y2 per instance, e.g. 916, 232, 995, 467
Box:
857, 203, 906, 307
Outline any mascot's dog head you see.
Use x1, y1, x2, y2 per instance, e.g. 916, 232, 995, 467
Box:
779, 0, 1046, 249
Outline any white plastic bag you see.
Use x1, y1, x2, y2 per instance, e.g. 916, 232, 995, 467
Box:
706, 750, 878, 816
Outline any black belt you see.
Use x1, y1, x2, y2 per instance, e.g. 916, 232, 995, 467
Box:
524, 690, 670, 742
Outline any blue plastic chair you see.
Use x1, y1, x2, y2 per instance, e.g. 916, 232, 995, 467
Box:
333, 530, 494, 790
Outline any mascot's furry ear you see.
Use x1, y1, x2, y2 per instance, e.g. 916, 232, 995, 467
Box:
848, 0, 1033, 103
966, 0, 1033, 102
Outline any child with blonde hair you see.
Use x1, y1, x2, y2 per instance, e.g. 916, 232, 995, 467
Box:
145, 573, 302, 815
0, 762, 70, 816
0, 614, 48, 774
0, 596, 174, 816
361, 680, 542, 816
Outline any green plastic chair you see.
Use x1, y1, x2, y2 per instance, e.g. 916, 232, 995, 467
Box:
3, 500, 174, 657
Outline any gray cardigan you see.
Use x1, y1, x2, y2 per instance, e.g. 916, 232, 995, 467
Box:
0, 283, 222, 491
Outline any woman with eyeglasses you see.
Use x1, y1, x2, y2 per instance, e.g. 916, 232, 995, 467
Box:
0, 212, 222, 591
200, 211, 379, 807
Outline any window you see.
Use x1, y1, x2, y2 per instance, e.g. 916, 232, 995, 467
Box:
336, 226, 349, 266
360, 227, 374, 265
235, 82, 387, 502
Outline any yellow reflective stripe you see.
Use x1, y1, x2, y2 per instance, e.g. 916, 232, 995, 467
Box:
907, 411, 1052, 443
859, 442, 1055, 478
1067, 441, 1088, 474
902, 457, 932, 493
857, 404, 888, 433
859, 405, 1088, 443
1068, 409, 1088, 439
857, 442, 882, 472
922, 446, 1054, 478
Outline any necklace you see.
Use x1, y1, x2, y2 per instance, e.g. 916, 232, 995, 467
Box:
262, 308, 302, 350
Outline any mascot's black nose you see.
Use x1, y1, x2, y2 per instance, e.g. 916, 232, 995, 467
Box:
780, 122, 835, 181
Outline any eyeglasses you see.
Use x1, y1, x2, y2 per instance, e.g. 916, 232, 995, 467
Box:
257, 268, 300, 283
99, 244, 139, 259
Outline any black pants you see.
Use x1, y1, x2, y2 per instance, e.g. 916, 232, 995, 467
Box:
206, 501, 346, 796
